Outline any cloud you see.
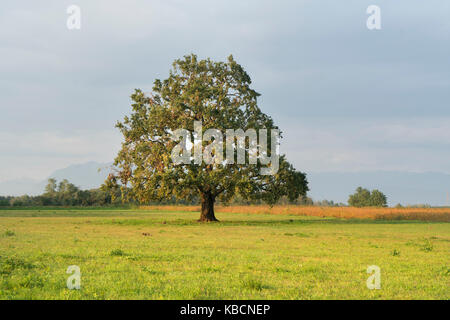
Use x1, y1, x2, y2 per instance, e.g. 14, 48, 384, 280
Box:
281, 117, 450, 174
0, 0, 449, 182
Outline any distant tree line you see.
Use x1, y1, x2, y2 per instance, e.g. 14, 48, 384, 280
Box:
348, 187, 387, 207
0, 179, 118, 207
1, 180, 394, 208
0, 178, 205, 207
0, 178, 346, 207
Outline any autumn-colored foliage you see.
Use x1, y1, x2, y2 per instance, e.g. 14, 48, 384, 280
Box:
139, 205, 450, 222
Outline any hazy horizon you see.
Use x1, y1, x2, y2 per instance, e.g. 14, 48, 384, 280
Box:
1, 160, 449, 206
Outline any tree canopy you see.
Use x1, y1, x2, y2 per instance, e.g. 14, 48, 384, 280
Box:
348, 187, 387, 207
106, 54, 308, 221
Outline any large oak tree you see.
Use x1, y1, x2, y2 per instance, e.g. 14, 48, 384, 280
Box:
106, 54, 308, 221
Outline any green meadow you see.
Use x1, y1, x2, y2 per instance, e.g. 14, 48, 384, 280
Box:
0, 208, 448, 300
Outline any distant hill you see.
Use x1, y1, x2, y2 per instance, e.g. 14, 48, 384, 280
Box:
0, 161, 112, 196
1, 163, 449, 206
48, 161, 113, 189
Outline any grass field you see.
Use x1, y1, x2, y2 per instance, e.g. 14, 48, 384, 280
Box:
0, 207, 449, 299
142, 205, 450, 222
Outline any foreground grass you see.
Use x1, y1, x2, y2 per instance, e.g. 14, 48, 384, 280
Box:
0, 208, 448, 299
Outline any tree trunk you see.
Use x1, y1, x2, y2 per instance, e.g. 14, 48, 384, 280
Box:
199, 192, 219, 222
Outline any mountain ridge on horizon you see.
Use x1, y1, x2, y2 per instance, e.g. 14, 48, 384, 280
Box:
0, 162, 449, 206
0, 161, 113, 197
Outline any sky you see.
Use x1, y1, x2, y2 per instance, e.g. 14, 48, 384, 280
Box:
0, 0, 449, 182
